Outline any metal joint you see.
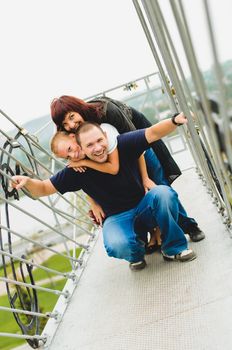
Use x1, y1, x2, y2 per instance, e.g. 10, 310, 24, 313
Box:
53, 310, 62, 322
69, 272, 78, 283
19, 128, 29, 136
9, 139, 21, 148
63, 290, 71, 301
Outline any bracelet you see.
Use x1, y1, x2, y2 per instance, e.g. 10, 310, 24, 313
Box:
171, 113, 182, 126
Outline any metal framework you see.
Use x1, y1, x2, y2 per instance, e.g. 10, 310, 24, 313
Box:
133, 0, 232, 227
0, 109, 97, 348
0, 1, 232, 348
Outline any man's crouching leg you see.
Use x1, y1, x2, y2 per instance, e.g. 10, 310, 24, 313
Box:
135, 186, 197, 263
103, 211, 146, 271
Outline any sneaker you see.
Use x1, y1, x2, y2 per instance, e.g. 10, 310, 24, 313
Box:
162, 249, 197, 262
129, 259, 147, 271
186, 225, 205, 242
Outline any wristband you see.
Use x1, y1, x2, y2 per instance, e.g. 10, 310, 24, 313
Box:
171, 113, 182, 126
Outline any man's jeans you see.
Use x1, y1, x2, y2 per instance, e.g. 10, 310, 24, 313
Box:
103, 186, 188, 263
144, 148, 197, 231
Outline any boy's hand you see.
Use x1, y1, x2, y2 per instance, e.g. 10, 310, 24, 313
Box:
67, 160, 87, 173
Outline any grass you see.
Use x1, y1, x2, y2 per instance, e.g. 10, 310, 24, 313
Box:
0, 247, 82, 350
0, 279, 66, 350
0, 247, 82, 282
26, 247, 82, 282
0, 261, 20, 278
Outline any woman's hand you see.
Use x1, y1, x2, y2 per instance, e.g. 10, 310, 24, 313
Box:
67, 160, 87, 173
142, 177, 156, 193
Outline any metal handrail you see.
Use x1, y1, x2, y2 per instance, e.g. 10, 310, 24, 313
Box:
0, 306, 57, 319
0, 194, 89, 250
0, 224, 80, 263
0, 277, 70, 297
0, 104, 97, 349
0, 249, 74, 280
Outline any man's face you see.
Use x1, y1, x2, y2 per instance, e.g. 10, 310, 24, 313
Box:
79, 127, 108, 163
56, 134, 85, 161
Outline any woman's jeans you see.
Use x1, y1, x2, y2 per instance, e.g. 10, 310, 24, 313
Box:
103, 186, 188, 263
144, 148, 197, 231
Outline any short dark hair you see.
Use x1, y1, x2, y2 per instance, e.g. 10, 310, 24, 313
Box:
75, 122, 105, 145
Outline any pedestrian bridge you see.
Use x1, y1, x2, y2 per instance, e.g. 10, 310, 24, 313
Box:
1, 1, 232, 349
47, 168, 232, 350
3, 164, 232, 350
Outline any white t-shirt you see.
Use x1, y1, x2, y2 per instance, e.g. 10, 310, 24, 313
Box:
100, 123, 119, 154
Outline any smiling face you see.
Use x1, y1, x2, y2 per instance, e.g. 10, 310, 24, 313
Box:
62, 111, 85, 132
55, 134, 85, 161
79, 126, 108, 163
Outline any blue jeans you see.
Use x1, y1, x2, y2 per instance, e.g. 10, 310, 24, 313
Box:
103, 186, 188, 263
144, 148, 197, 231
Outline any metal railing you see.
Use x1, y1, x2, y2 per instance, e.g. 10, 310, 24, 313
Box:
0, 110, 98, 349
133, 0, 232, 228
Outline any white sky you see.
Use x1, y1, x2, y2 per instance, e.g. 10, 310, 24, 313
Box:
0, 0, 231, 131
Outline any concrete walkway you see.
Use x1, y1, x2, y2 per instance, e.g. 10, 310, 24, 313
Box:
45, 168, 232, 350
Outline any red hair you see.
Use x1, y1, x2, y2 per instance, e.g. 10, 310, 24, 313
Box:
50, 95, 103, 130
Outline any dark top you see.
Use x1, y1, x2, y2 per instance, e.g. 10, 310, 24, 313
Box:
50, 129, 149, 217
95, 98, 181, 183
101, 100, 136, 133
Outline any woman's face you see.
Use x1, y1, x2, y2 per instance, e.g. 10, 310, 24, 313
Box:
62, 111, 85, 132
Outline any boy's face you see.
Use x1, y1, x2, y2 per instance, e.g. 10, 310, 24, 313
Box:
56, 134, 85, 161
79, 127, 108, 163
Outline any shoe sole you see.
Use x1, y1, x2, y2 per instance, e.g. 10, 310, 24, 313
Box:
129, 261, 147, 271
189, 235, 205, 242
163, 253, 197, 262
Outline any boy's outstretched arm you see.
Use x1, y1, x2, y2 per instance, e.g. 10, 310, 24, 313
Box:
145, 112, 187, 144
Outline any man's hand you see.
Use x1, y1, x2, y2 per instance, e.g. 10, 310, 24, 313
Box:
10, 176, 57, 197
11, 175, 30, 190
142, 177, 156, 193
174, 112, 188, 125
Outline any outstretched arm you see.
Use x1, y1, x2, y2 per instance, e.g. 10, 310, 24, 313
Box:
11, 176, 57, 198
145, 113, 187, 143
68, 148, 119, 175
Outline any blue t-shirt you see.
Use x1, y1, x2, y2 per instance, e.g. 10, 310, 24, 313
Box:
50, 129, 150, 217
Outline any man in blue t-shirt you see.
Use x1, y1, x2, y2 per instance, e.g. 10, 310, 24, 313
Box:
12, 113, 197, 270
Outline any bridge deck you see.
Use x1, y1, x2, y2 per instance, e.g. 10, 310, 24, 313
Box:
47, 168, 232, 350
